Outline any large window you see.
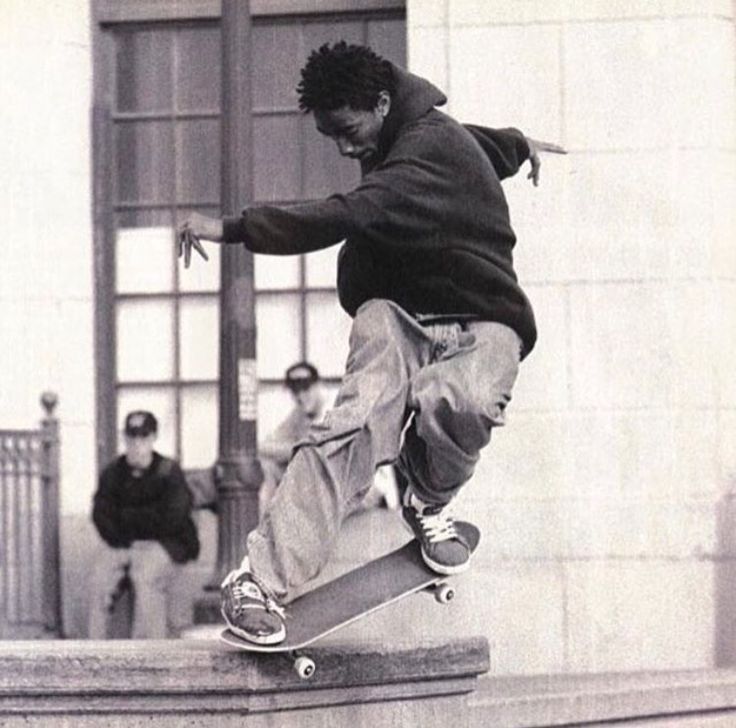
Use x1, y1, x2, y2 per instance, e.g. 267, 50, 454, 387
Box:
94, 2, 406, 469
109, 23, 223, 467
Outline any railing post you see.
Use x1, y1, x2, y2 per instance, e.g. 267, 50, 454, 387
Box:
39, 392, 61, 636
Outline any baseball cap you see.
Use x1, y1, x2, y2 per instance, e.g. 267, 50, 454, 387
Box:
285, 362, 319, 392
124, 410, 158, 437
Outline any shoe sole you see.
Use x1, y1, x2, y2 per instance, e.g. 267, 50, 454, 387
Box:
421, 551, 471, 576
220, 608, 286, 646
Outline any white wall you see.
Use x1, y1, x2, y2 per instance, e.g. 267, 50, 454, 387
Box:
408, 0, 736, 673
0, 0, 95, 515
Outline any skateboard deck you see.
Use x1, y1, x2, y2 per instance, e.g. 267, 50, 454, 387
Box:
220, 525, 480, 677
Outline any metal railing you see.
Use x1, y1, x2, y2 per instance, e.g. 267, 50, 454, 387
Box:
0, 393, 61, 638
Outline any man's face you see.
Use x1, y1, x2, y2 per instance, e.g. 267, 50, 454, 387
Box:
314, 91, 391, 162
124, 433, 156, 470
291, 383, 324, 419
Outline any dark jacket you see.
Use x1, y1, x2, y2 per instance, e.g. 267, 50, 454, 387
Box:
223, 65, 537, 358
92, 453, 200, 564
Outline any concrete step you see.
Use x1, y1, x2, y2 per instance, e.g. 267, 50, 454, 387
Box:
0, 636, 488, 727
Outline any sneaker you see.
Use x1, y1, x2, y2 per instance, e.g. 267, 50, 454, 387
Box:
220, 569, 286, 645
401, 491, 474, 575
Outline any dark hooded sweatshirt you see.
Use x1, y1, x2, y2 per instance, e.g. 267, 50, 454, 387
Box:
223, 65, 537, 358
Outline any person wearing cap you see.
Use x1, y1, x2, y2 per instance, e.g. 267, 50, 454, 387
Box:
258, 363, 325, 512
259, 362, 401, 513
88, 410, 200, 639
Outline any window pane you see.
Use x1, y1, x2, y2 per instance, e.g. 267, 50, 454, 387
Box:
304, 245, 340, 288
116, 29, 172, 113
180, 385, 218, 468
117, 299, 175, 381
177, 119, 220, 204
117, 386, 176, 456
302, 20, 363, 56
255, 292, 301, 378
305, 291, 351, 378
366, 19, 407, 67
255, 254, 301, 290
253, 115, 301, 202
252, 23, 302, 110
115, 122, 174, 203
116, 225, 174, 294
175, 26, 221, 111
257, 382, 294, 447
177, 207, 221, 292
179, 297, 219, 381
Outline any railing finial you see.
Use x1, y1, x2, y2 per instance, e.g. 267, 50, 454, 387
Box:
41, 391, 58, 418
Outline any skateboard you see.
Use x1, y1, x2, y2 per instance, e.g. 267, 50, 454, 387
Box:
220, 525, 480, 679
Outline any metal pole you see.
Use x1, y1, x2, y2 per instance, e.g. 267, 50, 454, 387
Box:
207, 0, 262, 590
39, 392, 61, 635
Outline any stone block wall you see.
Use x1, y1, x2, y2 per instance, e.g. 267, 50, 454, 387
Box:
408, 0, 736, 673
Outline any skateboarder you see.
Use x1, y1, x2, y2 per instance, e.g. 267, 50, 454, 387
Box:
178, 41, 564, 645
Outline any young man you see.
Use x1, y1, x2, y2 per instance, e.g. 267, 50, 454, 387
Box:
178, 42, 563, 645
89, 411, 200, 638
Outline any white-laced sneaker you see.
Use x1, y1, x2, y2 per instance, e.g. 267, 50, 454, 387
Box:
401, 491, 473, 575
220, 567, 286, 645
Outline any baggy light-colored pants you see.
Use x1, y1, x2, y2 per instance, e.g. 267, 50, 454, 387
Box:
87, 541, 183, 639
248, 299, 522, 600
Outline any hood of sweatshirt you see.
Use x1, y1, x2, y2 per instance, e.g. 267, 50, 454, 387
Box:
362, 64, 447, 173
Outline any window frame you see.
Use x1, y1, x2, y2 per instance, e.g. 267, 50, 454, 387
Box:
92, 0, 406, 470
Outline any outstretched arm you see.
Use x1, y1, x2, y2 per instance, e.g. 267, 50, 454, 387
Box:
463, 125, 566, 186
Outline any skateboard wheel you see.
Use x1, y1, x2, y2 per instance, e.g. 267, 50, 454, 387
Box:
294, 656, 316, 680
435, 583, 455, 604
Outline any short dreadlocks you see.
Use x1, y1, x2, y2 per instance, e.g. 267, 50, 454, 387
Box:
296, 41, 396, 112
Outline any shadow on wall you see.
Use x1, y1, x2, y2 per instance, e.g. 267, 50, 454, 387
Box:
715, 489, 736, 666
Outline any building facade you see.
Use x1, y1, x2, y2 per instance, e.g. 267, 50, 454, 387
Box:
1, 0, 735, 673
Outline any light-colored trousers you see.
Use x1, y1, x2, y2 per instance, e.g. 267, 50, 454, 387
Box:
87, 541, 183, 639
248, 299, 522, 601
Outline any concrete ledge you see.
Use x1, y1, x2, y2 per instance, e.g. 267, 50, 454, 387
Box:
0, 637, 489, 717
7, 639, 736, 726
474, 668, 736, 727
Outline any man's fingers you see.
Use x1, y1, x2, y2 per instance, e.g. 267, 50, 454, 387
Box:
184, 230, 192, 268
529, 138, 567, 155
177, 218, 209, 268
192, 236, 209, 262
527, 156, 541, 186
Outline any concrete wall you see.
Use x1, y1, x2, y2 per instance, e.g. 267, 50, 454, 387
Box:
407, 0, 736, 673
0, 1, 95, 517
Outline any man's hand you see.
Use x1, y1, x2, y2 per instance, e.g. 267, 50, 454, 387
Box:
176, 212, 224, 268
525, 137, 567, 187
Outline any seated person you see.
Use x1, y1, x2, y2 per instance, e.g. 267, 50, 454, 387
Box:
259, 362, 400, 513
88, 410, 200, 639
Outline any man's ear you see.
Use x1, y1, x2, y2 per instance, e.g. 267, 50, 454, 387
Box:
376, 90, 391, 118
